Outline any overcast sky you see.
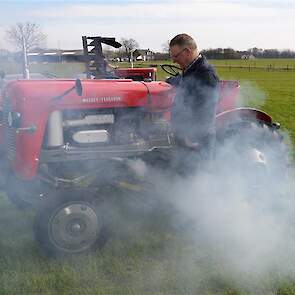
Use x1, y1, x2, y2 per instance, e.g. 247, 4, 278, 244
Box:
0, 0, 294, 52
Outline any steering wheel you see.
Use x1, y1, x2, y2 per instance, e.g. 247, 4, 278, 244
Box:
160, 64, 182, 77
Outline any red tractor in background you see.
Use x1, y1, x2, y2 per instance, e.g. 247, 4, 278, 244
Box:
0, 36, 286, 256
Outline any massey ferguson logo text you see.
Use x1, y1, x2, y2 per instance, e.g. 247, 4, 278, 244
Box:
82, 96, 122, 103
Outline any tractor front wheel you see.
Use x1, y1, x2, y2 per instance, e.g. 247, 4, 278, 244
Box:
34, 190, 109, 257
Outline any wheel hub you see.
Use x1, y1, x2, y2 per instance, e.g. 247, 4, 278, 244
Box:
49, 202, 100, 253
66, 218, 86, 236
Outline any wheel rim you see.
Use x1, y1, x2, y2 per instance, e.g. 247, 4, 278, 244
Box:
49, 202, 101, 253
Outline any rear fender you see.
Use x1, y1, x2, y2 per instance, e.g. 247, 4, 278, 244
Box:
216, 107, 274, 136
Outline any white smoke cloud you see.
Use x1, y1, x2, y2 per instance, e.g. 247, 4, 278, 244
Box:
102, 75, 292, 292
134, 119, 295, 293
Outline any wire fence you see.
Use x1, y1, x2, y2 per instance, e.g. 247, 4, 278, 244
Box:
215, 64, 295, 72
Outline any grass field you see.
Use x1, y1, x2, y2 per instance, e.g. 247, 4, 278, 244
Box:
0, 59, 295, 295
215, 64, 295, 152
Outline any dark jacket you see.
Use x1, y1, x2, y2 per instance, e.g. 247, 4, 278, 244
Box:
171, 55, 219, 145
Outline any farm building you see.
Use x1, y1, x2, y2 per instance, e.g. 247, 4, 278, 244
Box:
135, 49, 155, 61
26, 49, 85, 63
14, 48, 155, 63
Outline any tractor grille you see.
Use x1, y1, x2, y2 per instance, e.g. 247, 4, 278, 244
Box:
3, 97, 16, 160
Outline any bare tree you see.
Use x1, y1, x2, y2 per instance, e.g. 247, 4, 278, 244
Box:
6, 22, 46, 78
6, 22, 46, 51
114, 47, 126, 62
162, 39, 170, 53
120, 38, 139, 61
102, 44, 117, 61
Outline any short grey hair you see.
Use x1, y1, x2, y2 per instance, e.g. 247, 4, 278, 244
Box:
169, 34, 197, 50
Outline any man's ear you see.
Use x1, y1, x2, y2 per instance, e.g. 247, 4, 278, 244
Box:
186, 47, 193, 57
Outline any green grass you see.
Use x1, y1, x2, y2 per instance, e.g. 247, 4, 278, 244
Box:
0, 193, 242, 295
215, 67, 295, 149
211, 58, 295, 69
0, 59, 295, 294
2, 191, 294, 295
0, 61, 84, 77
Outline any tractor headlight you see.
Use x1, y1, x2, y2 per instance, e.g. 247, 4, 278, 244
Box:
7, 111, 21, 128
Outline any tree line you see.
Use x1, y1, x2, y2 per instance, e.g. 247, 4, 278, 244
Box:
201, 47, 295, 59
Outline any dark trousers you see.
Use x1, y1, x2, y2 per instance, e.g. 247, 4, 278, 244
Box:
171, 133, 216, 176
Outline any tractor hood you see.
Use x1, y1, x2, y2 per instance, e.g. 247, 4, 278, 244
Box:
5, 79, 174, 112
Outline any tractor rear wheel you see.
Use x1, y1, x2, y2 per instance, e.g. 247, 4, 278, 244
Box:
34, 190, 109, 257
217, 121, 289, 187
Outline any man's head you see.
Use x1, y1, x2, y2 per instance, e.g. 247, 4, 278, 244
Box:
169, 33, 199, 69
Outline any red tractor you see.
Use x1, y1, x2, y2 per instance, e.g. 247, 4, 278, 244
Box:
0, 37, 286, 256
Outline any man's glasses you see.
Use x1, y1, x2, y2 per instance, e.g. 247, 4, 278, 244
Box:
170, 48, 187, 59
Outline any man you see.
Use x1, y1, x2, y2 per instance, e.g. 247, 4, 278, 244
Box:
168, 33, 219, 173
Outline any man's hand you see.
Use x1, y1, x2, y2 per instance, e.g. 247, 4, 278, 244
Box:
183, 137, 200, 150
166, 74, 182, 86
